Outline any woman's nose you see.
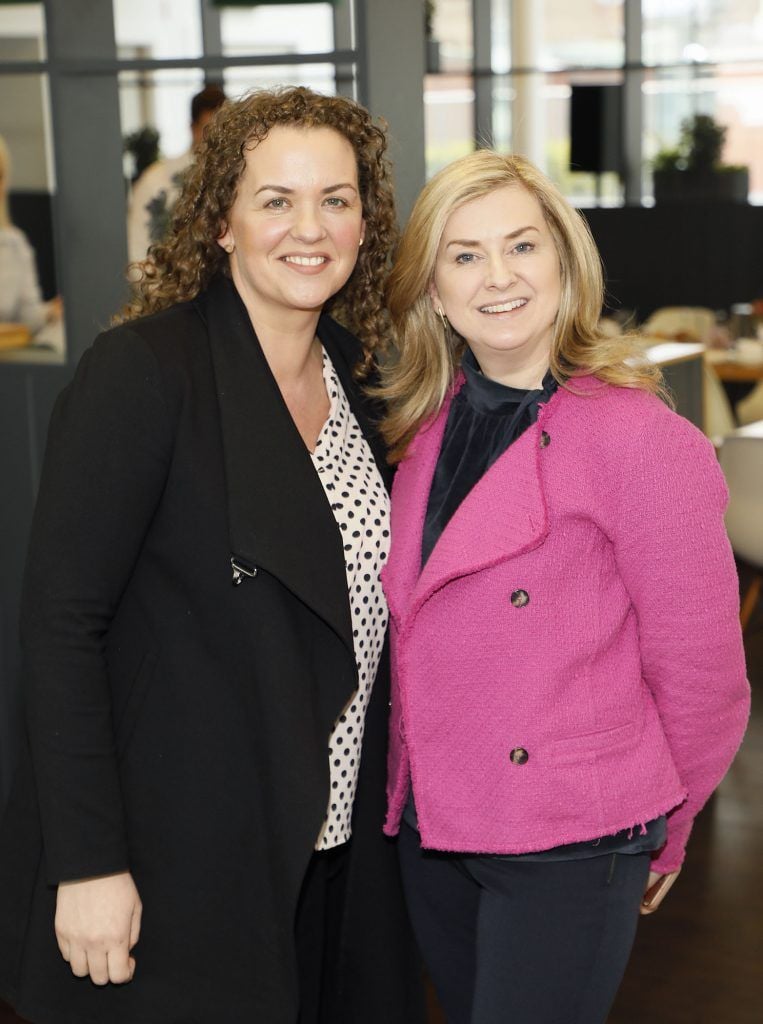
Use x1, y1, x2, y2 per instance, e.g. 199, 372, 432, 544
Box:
485, 254, 515, 290
292, 204, 326, 243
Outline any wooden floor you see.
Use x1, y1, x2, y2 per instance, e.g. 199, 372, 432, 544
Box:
2, 604, 762, 1024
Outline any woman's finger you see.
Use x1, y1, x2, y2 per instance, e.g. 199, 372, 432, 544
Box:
106, 944, 134, 985
67, 945, 89, 978
87, 948, 109, 986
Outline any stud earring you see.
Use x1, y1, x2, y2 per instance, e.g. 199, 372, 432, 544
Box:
225, 243, 235, 254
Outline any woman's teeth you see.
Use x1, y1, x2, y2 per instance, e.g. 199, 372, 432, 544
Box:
480, 298, 527, 314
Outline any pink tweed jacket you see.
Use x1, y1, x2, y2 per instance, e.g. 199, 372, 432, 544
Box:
382, 376, 750, 873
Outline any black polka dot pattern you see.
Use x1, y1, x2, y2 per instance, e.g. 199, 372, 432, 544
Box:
311, 350, 390, 850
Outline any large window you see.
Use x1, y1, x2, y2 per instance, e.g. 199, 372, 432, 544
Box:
425, 0, 763, 206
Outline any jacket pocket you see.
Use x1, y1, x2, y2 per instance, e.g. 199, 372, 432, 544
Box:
114, 650, 158, 757
547, 718, 638, 767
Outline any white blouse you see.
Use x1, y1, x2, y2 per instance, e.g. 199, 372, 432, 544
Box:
311, 349, 390, 850
0, 226, 47, 333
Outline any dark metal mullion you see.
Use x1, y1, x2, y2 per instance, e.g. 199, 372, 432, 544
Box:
44, 0, 128, 364
473, 0, 494, 148
6, 56, 763, 77
29, 49, 358, 77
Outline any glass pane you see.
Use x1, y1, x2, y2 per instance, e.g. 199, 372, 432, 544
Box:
491, 0, 511, 74
221, 3, 334, 57
644, 64, 763, 204
490, 0, 624, 74
222, 64, 339, 99
425, 72, 475, 178
430, 0, 473, 74
540, 0, 624, 70
0, 73, 65, 363
113, 0, 203, 60
0, 2, 47, 61
643, 0, 763, 66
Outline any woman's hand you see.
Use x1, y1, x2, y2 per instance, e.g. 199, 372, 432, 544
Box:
640, 868, 680, 915
55, 871, 142, 984
45, 295, 63, 324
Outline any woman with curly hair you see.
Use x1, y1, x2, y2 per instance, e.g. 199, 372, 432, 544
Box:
0, 87, 423, 1024
376, 150, 749, 1023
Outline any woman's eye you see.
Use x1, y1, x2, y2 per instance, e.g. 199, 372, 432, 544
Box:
514, 241, 534, 254
324, 196, 349, 208
454, 252, 476, 264
265, 197, 288, 209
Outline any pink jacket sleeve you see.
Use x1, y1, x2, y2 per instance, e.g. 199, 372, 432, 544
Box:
608, 406, 749, 873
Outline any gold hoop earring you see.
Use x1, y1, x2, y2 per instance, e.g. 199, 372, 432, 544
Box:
437, 307, 449, 332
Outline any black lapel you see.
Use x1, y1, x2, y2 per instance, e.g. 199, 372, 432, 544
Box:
196, 276, 353, 656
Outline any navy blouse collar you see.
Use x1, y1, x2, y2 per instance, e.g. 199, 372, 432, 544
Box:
460, 346, 558, 415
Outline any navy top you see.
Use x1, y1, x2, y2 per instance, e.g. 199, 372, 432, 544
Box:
421, 348, 558, 566
405, 348, 666, 859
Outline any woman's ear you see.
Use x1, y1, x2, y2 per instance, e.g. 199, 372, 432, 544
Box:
217, 223, 234, 254
428, 280, 443, 315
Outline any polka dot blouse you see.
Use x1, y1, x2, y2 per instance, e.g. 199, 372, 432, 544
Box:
311, 349, 390, 850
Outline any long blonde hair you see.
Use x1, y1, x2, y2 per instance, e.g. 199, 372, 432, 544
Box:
117, 86, 398, 378
0, 135, 12, 229
378, 150, 664, 461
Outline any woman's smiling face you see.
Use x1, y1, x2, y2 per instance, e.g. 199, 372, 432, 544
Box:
218, 125, 365, 327
430, 184, 561, 386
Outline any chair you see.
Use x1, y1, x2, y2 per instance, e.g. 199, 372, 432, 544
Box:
737, 382, 763, 426
718, 423, 763, 631
642, 306, 716, 344
703, 362, 737, 445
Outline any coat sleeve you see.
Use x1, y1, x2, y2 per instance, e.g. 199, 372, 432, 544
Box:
609, 405, 750, 873
20, 327, 174, 884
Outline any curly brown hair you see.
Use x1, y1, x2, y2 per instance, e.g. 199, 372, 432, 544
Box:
117, 86, 398, 376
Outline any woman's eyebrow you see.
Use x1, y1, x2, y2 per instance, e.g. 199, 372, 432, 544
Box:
445, 225, 540, 248
254, 182, 359, 196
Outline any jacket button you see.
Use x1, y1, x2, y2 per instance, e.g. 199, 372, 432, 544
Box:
510, 747, 529, 765
510, 589, 529, 607
540, 431, 551, 448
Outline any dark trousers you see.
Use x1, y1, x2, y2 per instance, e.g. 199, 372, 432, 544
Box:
398, 822, 650, 1024
295, 842, 350, 1024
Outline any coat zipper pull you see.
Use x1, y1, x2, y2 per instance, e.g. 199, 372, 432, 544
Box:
231, 556, 258, 586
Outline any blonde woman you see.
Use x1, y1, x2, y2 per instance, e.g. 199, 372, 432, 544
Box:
0, 134, 61, 334
377, 150, 749, 1024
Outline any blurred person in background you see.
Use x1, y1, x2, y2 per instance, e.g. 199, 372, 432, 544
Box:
127, 82, 226, 263
0, 133, 62, 337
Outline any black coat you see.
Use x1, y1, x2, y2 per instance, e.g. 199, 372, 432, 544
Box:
0, 277, 424, 1024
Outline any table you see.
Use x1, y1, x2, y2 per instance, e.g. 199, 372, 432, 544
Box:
705, 343, 763, 383
706, 359, 763, 383
0, 324, 31, 351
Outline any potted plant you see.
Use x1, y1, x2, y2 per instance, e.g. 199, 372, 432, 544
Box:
124, 126, 160, 183
652, 114, 749, 203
